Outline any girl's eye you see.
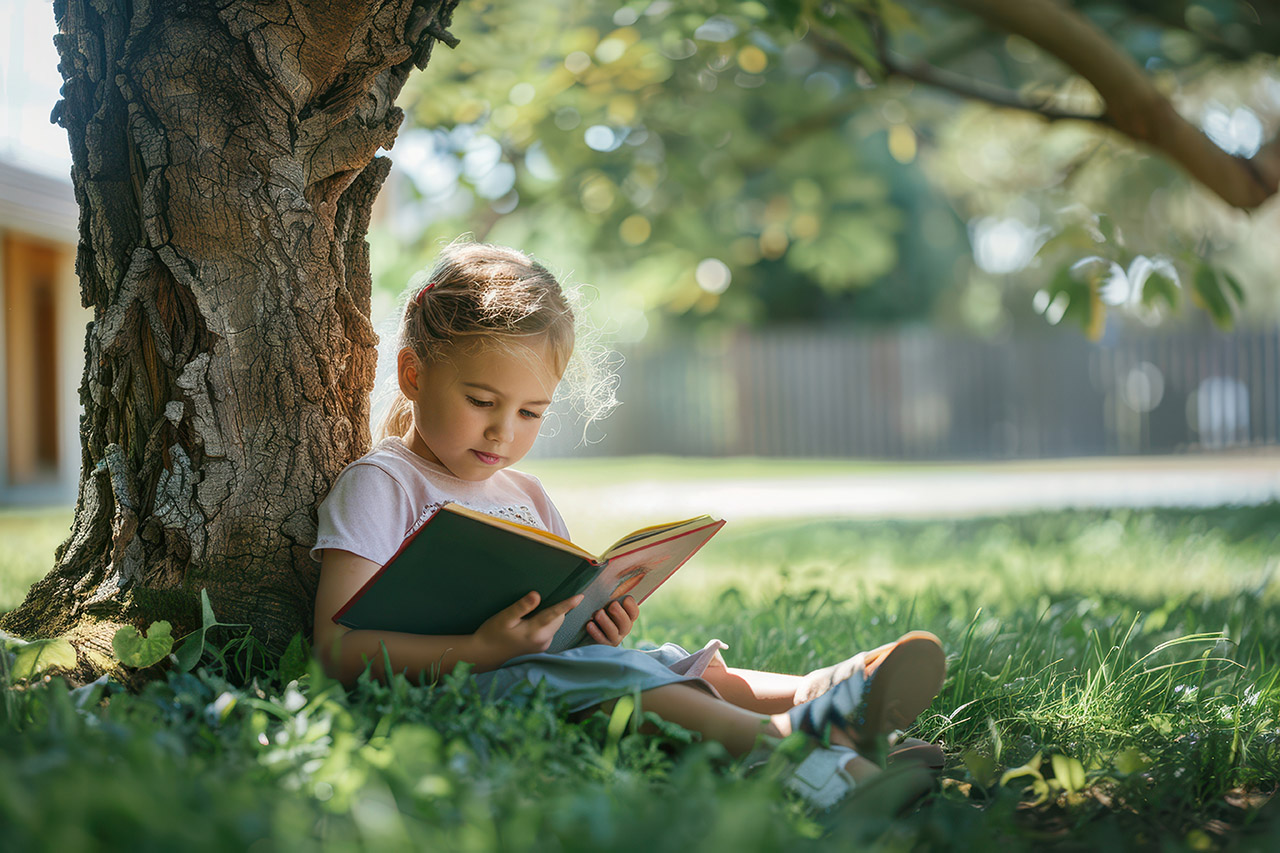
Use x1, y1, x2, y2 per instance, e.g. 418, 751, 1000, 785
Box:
466, 396, 493, 408
520, 409, 542, 420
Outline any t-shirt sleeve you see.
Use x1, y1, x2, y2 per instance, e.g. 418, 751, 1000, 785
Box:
516, 471, 571, 540
544, 496, 571, 541
311, 462, 416, 565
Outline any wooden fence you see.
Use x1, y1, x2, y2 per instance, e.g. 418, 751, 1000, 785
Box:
528, 325, 1280, 460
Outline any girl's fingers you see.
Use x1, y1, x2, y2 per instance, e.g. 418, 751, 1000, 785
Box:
609, 600, 631, 626
592, 612, 619, 645
533, 593, 583, 627
620, 596, 639, 620
500, 591, 541, 622
607, 601, 634, 638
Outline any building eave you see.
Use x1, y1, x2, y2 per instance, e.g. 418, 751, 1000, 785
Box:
0, 158, 78, 245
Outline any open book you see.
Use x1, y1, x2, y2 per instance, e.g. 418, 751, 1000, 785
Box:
333, 503, 725, 654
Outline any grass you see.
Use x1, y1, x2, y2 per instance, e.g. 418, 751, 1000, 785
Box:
520, 452, 1276, 488
0, 507, 72, 612
3, 501, 1279, 850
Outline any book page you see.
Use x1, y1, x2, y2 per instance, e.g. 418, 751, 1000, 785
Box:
548, 518, 725, 652
600, 515, 717, 558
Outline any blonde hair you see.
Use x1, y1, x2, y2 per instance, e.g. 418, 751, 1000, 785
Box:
376, 241, 616, 442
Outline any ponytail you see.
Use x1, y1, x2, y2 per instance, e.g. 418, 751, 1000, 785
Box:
375, 391, 414, 443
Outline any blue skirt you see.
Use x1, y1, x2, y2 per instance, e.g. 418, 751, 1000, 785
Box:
471, 640, 727, 712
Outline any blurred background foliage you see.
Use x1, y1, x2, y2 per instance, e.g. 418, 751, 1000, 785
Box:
371, 0, 1279, 341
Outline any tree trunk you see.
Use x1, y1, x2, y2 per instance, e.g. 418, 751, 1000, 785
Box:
0, 0, 459, 675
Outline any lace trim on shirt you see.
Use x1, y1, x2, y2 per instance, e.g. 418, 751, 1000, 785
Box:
411, 500, 544, 534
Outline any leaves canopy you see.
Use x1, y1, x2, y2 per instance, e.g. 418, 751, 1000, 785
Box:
380, 0, 1279, 337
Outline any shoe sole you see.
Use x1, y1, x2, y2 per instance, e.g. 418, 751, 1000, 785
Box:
853, 631, 946, 750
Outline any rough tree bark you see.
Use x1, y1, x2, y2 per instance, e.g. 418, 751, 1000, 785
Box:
0, 0, 459, 676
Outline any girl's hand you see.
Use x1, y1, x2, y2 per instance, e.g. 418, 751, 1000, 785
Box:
585, 596, 639, 646
474, 591, 584, 664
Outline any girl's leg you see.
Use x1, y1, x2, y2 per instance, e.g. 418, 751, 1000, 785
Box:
614, 683, 882, 782
700, 638, 908, 713
700, 663, 803, 713
700, 635, 947, 769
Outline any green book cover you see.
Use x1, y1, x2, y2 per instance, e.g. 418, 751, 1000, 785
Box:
333, 503, 724, 654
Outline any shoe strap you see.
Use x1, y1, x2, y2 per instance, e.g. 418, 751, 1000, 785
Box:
788, 651, 869, 736
781, 745, 859, 810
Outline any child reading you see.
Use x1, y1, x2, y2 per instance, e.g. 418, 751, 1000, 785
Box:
311, 242, 947, 811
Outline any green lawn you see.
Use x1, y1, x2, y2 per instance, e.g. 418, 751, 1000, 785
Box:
3, 499, 1278, 850
0, 507, 72, 612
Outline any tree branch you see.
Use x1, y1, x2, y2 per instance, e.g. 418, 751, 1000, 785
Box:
940, 0, 1278, 210
809, 20, 1111, 126
883, 51, 1110, 124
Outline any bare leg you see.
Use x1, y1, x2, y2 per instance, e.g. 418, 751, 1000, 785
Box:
701, 665, 804, 713
604, 683, 881, 783
794, 639, 898, 703
700, 636, 947, 771
697, 641, 904, 713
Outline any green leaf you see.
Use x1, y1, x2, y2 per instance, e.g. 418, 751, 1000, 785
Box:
822, 12, 883, 77
768, 0, 806, 30
1095, 213, 1120, 245
639, 710, 699, 744
1061, 258, 1111, 339
602, 693, 635, 768
173, 589, 249, 672
1222, 271, 1246, 304
1050, 753, 1087, 793
1141, 269, 1181, 311
986, 716, 1004, 762
963, 749, 997, 787
999, 751, 1044, 788
112, 621, 174, 668
9, 637, 77, 680
1114, 747, 1150, 774
278, 632, 311, 685
1192, 263, 1234, 329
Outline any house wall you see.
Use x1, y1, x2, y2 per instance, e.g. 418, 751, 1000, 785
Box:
0, 162, 85, 505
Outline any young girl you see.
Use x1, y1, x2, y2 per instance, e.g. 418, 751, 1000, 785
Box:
311, 242, 947, 811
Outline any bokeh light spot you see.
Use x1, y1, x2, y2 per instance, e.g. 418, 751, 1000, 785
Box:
508, 83, 536, 106
596, 37, 627, 64
584, 125, 619, 152
695, 258, 732, 293
888, 124, 917, 163
737, 46, 767, 74
619, 215, 651, 245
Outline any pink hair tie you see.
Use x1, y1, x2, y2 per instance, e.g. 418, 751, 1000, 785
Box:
414, 281, 437, 306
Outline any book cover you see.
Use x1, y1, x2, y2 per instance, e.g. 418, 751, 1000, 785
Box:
334, 503, 724, 655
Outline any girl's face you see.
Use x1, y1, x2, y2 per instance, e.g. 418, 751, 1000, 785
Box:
398, 337, 563, 481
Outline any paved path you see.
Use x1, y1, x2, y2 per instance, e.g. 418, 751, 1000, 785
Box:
551, 454, 1280, 525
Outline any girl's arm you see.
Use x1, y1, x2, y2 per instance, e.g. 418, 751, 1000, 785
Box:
313, 548, 582, 686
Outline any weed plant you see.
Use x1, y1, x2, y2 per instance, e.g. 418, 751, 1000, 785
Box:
2, 505, 1279, 851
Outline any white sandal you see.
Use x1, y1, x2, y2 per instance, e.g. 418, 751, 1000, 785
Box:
745, 740, 935, 814
743, 740, 861, 810
778, 744, 863, 810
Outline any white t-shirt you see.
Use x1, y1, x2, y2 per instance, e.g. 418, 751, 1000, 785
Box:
311, 436, 569, 566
